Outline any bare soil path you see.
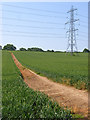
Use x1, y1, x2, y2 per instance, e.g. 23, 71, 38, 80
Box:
11, 53, 88, 117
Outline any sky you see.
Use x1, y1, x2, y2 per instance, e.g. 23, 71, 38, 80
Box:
0, 2, 88, 51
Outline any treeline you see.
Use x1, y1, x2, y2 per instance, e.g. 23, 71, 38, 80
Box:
19, 48, 56, 52
1, 44, 90, 53
20, 47, 44, 52
2, 44, 59, 52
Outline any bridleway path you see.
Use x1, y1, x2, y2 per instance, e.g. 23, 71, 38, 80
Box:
11, 53, 88, 117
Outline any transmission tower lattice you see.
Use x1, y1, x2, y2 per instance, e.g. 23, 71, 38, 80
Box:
65, 6, 79, 55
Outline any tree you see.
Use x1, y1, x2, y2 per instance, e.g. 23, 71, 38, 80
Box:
27, 48, 31, 51
47, 50, 54, 52
3, 44, 16, 51
27, 47, 44, 52
55, 51, 63, 53
83, 48, 90, 53
20, 48, 27, 51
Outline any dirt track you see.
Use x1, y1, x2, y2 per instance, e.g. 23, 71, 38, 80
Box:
11, 53, 88, 117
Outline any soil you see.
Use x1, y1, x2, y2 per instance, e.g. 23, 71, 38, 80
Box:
11, 53, 88, 117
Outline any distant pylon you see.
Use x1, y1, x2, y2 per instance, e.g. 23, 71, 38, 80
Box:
65, 6, 79, 55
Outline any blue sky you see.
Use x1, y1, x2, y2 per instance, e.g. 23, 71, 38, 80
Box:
1, 2, 88, 51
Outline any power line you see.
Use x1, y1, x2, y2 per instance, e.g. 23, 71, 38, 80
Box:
1, 4, 88, 19
0, 33, 88, 41
78, 34, 88, 37
1, 33, 65, 38
1, 24, 86, 35
1, 33, 87, 40
1, 17, 64, 25
1, 30, 64, 36
79, 31, 88, 34
1, 4, 88, 20
0, 23, 64, 30
77, 14, 88, 18
1, 4, 66, 15
80, 20, 88, 24
66, 32, 87, 36
0, 10, 65, 19
79, 25, 88, 28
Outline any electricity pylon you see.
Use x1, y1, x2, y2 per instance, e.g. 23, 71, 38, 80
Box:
65, 6, 79, 55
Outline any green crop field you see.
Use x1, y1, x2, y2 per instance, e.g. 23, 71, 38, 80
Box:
2, 51, 75, 119
14, 51, 88, 90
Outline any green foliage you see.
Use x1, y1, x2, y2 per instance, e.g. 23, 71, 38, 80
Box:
27, 48, 31, 51
19, 48, 27, 51
14, 51, 88, 90
47, 50, 54, 52
2, 51, 73, 119
83, 48, 90, 53
27, 47, 44, 52
3, 44, 16, 51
